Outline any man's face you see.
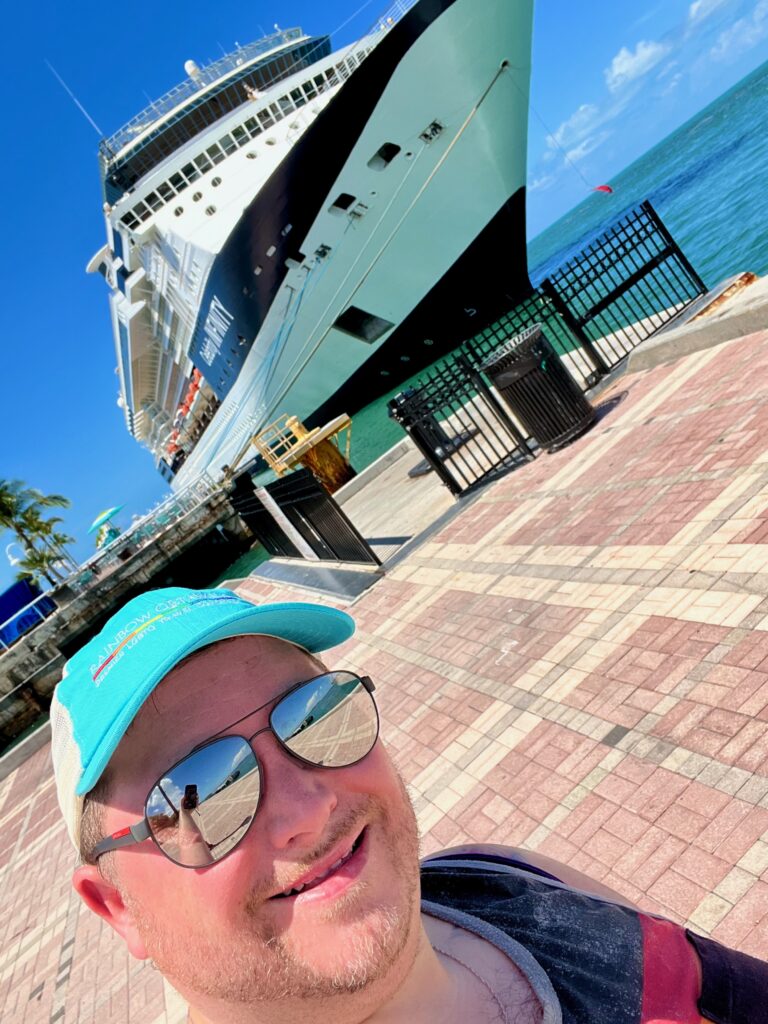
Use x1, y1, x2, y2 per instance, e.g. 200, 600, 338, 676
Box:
96, 636, 421, 1006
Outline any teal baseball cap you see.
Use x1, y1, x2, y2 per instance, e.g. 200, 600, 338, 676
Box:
50, 587, 355, 849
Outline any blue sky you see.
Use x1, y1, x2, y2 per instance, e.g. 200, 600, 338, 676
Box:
1, 0, 767, 590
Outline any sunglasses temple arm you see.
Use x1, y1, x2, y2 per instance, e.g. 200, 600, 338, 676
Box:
93, 819, 151, 860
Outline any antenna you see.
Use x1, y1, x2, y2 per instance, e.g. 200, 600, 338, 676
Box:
45, 60, 103, 137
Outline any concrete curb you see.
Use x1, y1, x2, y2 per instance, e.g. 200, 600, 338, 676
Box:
628, 276, 768, 372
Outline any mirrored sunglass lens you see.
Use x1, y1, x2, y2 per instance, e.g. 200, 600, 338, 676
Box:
146, 736, 260, 866
272, 672, 378, 767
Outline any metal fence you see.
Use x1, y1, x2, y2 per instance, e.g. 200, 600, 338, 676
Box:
230, 468, 380, 565
464, 200, 706, 386
388, 355, 534, 496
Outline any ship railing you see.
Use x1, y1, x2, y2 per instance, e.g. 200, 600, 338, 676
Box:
101, 28, 304, 159
61, 472, 219, 591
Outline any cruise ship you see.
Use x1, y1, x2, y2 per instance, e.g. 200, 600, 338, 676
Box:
89, 0, 534, 487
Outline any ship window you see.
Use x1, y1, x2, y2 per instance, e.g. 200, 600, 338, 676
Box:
192, 192, 202, 202
290, 88, 306, 107
337, 62, 350, 81
232, 126, 248, 145
266, 245, 276, 257
257, 110, 274, 129
194, 153, 213, 173
326, 68, 340, 87
219, 134, 237, 155
254, 265, 263, 276
145, 191, 162, 211
206, 206, 216, 216
281, 224, 292, 236
333, 307, 394, 344
329, 192, 355, 214
303, 81, 317, 99
368, 143, 401, 170
181, 162, 200, 183
122, 212, 140, 229
279, 96, 293, 115
246, 151, 258, 159
244, 117, 259, 135
211, 177, 222, 187
157, 182, 174, 201
169, 172, 188, 193
135, 202, 151, 222
207, 143, 225, 164
174, 207, 183, 216
269, 103, 281, 119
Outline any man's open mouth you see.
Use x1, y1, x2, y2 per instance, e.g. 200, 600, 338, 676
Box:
271, 828, 366, 899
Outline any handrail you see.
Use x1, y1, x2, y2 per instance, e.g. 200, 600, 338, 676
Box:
101, 29, 304, 159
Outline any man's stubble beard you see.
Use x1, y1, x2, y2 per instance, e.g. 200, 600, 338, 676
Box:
127, 776, 422, 1006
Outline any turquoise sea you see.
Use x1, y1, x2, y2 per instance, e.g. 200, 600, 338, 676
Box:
343, 58, 768, 473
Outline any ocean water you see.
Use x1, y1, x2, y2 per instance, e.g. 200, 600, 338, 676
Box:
261, 60, 768, 482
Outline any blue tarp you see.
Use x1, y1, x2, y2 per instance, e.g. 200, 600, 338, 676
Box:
0, 578, 56, 647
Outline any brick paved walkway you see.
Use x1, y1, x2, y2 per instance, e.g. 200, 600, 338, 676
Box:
3, 331, 768, 1022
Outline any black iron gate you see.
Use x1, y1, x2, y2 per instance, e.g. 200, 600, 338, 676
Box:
464, 200, 707, 384
230, 468, 380, 565
388, 355, 534, 496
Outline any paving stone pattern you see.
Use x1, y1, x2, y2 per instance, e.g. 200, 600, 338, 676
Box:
3, 331, 768, 1021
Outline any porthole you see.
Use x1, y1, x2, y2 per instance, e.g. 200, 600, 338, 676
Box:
211, 177, 222, 187
400, 355, 410, 362
246, 151, 257, 159
266, 245, 277, 257
423, 338, 434, 346
254, 265, 263, 276
380, 370, 390, 377
205, 206, 216, 216
174, 207, 183, 216
266, 138, 276, 146
193, 192, 202, 202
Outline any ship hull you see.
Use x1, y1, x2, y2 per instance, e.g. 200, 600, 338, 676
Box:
128, 0, 535, 486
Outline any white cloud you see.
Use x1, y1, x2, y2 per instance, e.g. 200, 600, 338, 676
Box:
710, 0, 768, 59
548, 103, 600, 150
688, 0, 730, 22
604, 40, 672, 91
660, 72, 684, 95
529, 174, 556, 192
565, 131, 612, 163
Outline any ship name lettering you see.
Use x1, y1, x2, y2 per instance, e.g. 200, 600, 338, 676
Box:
200, 296, 235, 364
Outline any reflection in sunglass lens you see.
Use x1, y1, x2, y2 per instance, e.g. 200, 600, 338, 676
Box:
146, 736, 260, 867
271, 672, 378, 767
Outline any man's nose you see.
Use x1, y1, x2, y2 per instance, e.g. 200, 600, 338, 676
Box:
254, 734, 338, 850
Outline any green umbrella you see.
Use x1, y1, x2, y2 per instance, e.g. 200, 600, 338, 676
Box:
88, 505, 124, 534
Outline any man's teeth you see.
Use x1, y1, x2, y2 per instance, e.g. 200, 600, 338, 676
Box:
280, 847, 353, 897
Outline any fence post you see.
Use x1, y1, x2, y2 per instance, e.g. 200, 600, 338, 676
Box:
538, 278, 610, 383
387, 399, 463, 497
642, 199, 707, 294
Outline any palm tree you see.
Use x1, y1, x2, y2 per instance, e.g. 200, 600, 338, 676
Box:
16, 509, 78, 574
14, 546, 61, 588
0, 479, 75, 584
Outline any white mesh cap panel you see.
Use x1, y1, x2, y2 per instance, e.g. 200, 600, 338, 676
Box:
50, 685, 85, 851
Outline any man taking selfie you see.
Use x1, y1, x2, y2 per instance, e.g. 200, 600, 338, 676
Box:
52, 588, 768, 1023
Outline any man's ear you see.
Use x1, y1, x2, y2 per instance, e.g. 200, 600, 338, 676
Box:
73, 865, 149, 960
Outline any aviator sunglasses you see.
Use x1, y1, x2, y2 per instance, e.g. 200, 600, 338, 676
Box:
93, 671, 379, 868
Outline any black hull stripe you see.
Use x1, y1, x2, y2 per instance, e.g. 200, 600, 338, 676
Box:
188, 0, 465, 395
